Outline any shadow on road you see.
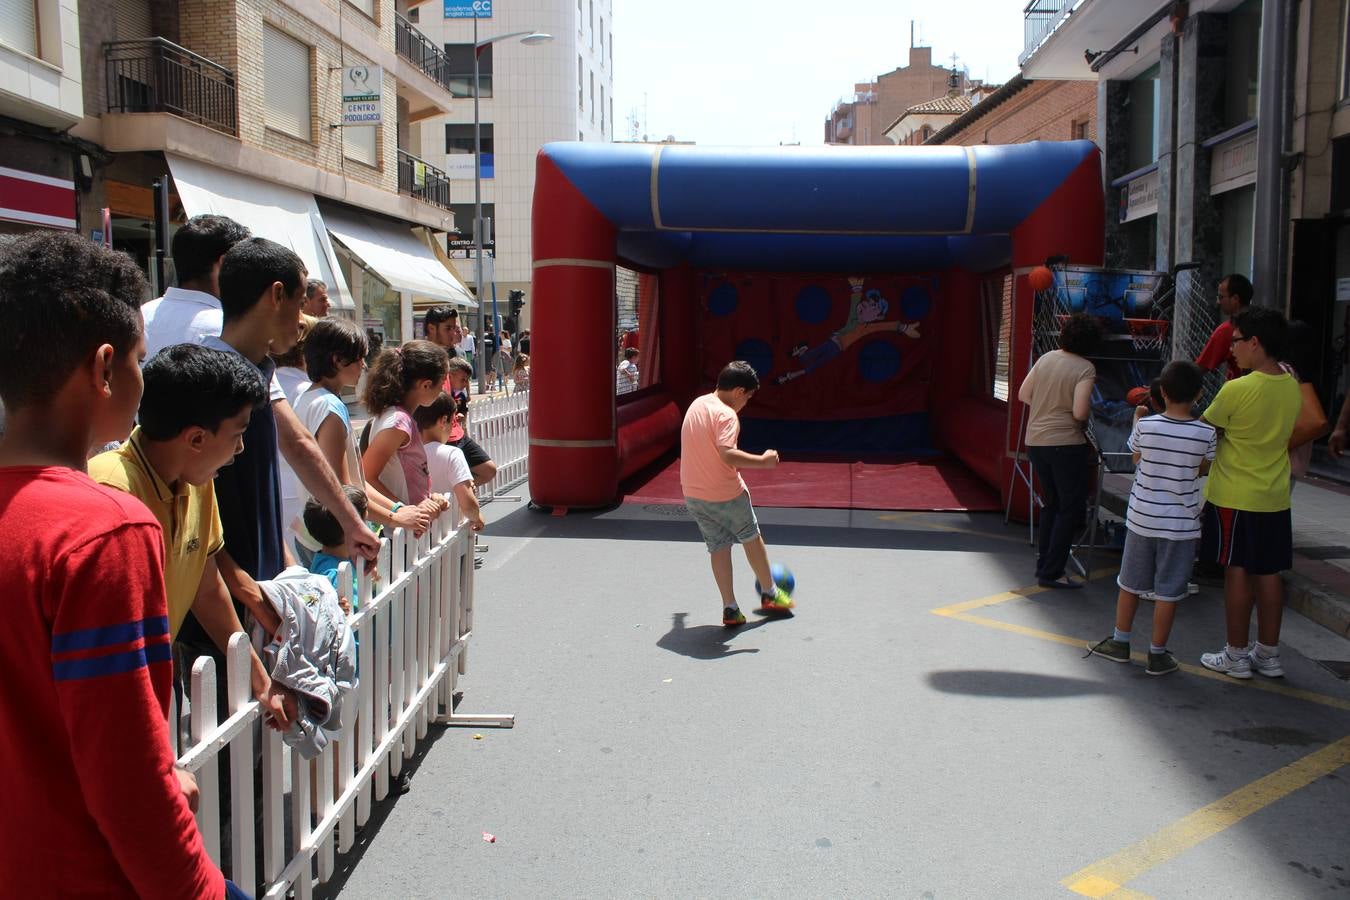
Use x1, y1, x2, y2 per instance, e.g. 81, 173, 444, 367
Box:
656, 611, 778, 659
926, 669, 1110, 699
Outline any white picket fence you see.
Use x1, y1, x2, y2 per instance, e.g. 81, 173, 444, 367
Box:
172, 516, 512, 900
470, 389, 529, 503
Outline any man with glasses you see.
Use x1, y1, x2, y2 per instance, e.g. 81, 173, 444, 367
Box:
1196, 307, 1302, 680
1195, 273, 1253, 380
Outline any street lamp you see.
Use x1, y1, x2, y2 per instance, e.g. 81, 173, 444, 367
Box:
471, 16, 552, 393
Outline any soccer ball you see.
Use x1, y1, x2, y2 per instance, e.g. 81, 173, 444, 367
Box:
755, 563, 795, 597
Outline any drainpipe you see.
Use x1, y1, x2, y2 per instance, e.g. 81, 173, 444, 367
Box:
1252, 0, 1291, 308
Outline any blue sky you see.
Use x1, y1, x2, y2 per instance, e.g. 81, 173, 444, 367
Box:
612, 0, 1026, 146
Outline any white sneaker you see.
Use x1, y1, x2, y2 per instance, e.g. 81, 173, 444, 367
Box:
1200, 649, 1253, 679
1187, 582, 1199, 596
1248, 649, 1284, 678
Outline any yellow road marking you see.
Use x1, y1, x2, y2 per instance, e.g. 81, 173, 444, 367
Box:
1062, 736, 1350, 897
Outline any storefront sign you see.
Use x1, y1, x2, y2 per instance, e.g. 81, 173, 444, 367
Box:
0, 166, 76, 230
342, 66, 383, 126
1119, 168, 1159, 223
445, 0, 491, 18
1210, 129, 1258, 195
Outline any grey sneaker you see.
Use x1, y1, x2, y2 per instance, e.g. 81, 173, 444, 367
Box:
1147, 650, 1179, 676
1200, 648, 1253, 679
1248, 649, 1284, 678
1086, 637, 1131, 663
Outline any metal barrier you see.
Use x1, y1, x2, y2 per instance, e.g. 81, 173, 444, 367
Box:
470, 390, 529, 503
172, 515, 512, 899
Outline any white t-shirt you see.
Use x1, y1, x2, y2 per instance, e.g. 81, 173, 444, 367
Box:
141, 287, 225, 360
1126, 414, 1218, 540
275, 366, 311, 407
288, 386, 362, 550
500, 336, 512, 355
458, 331, 476, 354
617, 359, 639, 394
425, 441, 472, 494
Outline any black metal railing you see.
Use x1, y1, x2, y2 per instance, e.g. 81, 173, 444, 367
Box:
105, 38, 238, 136
397, 149, 452, 209
395, 14, 451, 91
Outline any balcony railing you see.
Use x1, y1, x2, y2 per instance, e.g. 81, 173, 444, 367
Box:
1021, 0, 1076, 65
105, 38, 237, 136
395, 13, 452, 92
397, 149, 451, 209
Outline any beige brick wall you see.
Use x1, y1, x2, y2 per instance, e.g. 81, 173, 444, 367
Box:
179, 0, 400, 196
940, 80, 1098, 147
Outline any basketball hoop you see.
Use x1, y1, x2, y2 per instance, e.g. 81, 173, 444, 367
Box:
1124, 318, 1169, 353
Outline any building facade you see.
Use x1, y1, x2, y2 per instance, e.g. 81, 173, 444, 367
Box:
1, 0, 474, 347
922, 75, 1096, 147
1022, 0, 1350, 478
825, 46, 959, 145
407, 0, 614, 331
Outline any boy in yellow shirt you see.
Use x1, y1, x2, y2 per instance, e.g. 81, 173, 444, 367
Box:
1197, 308, 1302, 680
91, 343, 294, 725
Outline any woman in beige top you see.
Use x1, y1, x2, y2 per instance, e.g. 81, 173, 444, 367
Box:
1017, 313, 1102, 589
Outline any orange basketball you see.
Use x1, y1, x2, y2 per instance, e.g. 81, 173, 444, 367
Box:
1126, 386, 1151, 407
1028, 266, 1055, 292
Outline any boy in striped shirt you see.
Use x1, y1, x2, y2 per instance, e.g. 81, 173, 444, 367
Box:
1088, 361, 1216, 675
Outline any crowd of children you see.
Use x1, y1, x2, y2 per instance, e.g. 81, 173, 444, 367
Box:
0, 218, 489, 898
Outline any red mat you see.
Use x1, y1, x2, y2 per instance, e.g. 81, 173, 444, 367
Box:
622, 456, 1002, 512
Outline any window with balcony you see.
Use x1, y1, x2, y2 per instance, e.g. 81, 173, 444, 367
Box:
444, 43, 491, 98
590, 70, 595, 123
0, 0, 38, 57
589, 0, 594, 48
446, 122, 493, 178
578, 55, 583, 108
599, 19, 605, 66
577, 0, 582, 35
345, 123, 377, 167
263, 25, 312, 140
600, 84, 605, 134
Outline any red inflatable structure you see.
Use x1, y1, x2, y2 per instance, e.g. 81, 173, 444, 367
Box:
528, 142, 1104, 510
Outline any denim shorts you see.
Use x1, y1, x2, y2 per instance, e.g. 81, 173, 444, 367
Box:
1117, 531, 1198, 602
684, 491, 761, 553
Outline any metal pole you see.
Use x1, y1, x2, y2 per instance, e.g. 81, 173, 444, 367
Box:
473, 11, 487, 393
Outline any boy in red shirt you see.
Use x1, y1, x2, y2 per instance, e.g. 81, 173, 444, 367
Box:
0, 232, 235, 898
680, 360, 794, 626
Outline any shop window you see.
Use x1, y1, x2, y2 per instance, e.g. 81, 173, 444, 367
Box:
1219, 185, 1256, 280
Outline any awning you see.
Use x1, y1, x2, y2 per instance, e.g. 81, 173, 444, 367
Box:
0, 166, 76, 230
165, 155, 353, 310
320, 204, 476, 308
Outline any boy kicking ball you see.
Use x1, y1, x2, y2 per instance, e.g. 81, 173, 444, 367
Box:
1088, 361, 1216, 675
680, 360, 795, 627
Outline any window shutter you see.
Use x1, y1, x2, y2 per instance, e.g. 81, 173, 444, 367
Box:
0, 0, 38, 57
263, 24, 311, 140
113, 0, 152, 40
344, 124, 376, 166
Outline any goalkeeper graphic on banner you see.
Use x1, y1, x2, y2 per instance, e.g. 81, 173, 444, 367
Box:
775, 276, 921, 385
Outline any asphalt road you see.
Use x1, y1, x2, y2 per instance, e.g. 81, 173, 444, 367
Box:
324, 498, 1350, 899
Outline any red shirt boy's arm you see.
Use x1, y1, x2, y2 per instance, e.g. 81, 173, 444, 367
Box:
49, 523, 222, 900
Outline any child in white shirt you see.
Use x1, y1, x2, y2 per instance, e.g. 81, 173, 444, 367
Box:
414, 392, 485, 532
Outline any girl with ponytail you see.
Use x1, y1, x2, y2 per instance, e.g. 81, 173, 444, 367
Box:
361, 340, 449, 505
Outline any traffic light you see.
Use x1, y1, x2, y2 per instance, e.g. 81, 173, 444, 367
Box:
505, 290, 525, 335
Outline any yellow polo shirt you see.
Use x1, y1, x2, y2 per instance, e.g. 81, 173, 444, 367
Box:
89, 428, 224, 638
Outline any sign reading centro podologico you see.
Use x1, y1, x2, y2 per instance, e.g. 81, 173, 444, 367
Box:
445, 0, 491, 18
342, 66, 383, 127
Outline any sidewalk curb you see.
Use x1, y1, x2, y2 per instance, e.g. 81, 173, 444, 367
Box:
1284, 571, 1350, 640
1100, 482, 1350, 640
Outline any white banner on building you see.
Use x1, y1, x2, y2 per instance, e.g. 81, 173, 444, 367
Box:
342, 66, 383, 126
1120, 168, 1159, 223
1210, 129, 1258, 196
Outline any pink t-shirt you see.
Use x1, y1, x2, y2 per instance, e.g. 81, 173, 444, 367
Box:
370, 407, 431, 504
680, 392, 747, 502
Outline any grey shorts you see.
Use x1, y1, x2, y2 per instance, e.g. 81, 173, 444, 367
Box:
684, 491, 761, 553
1117, 532, 1198, 602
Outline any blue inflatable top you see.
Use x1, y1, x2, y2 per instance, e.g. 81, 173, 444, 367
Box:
539, 140, 1099, 273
